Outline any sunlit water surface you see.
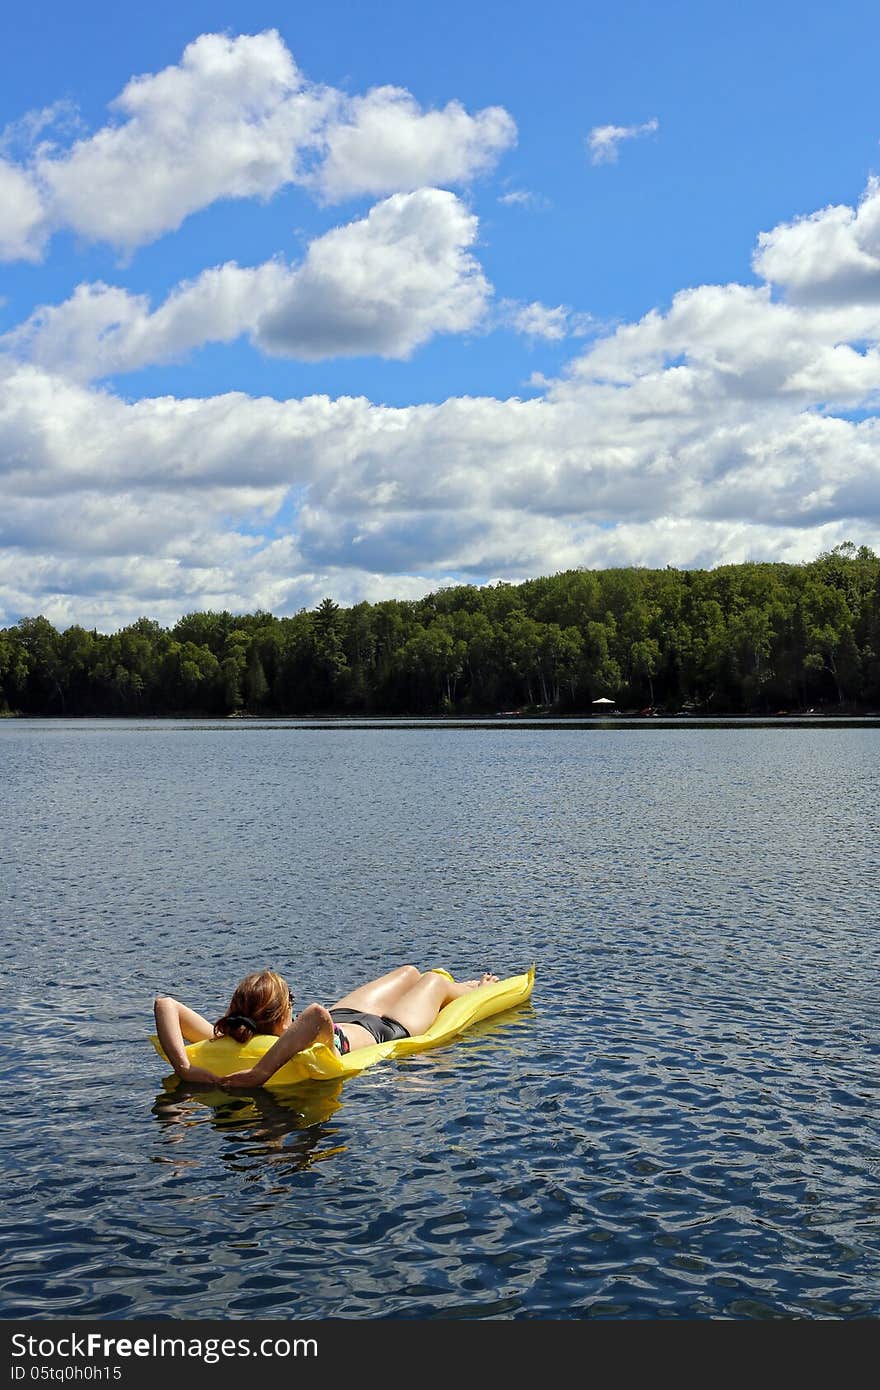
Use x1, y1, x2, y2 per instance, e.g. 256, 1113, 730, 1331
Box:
1, 719, 878, 1319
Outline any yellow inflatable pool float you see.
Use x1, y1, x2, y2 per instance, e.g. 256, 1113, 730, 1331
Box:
151, 966, 535, 1088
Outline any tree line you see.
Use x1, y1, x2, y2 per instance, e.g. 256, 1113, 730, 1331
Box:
2, 544, 878, 718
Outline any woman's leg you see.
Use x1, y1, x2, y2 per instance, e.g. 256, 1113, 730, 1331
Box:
369, 971, 500, 1038
332, 973, 494, 1039
329, 964, 422, 1016
329, 966, 498, 1033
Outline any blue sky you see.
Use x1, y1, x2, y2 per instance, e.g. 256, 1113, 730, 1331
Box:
2, 0, 879, 628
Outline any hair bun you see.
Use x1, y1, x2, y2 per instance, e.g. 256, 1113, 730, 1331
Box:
225, 1013, 257, 1032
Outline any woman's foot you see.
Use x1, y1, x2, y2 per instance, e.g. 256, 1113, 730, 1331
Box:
460, 973, 499, 989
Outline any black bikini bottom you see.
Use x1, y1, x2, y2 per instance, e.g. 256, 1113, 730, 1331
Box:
329, 1008, 411, 1045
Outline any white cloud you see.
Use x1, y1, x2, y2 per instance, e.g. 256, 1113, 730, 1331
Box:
0, 31, 515, 261
0, 268, 280, 380
2, 190, 489, 376
502, 300, 570, 340
499, 300, 598, 341
0, 159, 47, 261
563, 280, 880, 406
3, 175, 880, 629
255, 190, 489, 359
36, 31, 332, 253
2, 327, 879, 630
311, 86, 516, 202
587, 117, 659, 166
498, 189, 549, 210
753, 175, 880, 305
0, 100, 83, 155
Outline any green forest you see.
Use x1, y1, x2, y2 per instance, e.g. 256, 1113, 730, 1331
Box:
2, 544, 879, 717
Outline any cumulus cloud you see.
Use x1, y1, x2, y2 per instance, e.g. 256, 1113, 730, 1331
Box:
0, 160, 47, 261
563, 281, 880, 407
308, 86, 515, 202
0, 31, 515, 260
753, 175, 880, 306
2, 326, 879, 629
498, 300, 598, 341
0, 268, 278, 381
3, 173, 880, 628
37, 31, 330, 253
2, 190, 489, 376
587, 117, 659, 166
255, 189, 489, 359
501, 300, 570, 340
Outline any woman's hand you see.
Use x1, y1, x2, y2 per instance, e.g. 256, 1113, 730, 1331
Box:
218, 1069, 265, 1089
176, 1063, 222, 1086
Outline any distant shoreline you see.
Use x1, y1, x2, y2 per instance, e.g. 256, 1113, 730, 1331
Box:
3, 712, 879, 730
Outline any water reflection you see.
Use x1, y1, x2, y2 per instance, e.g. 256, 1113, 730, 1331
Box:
152, 1078, 346, 1175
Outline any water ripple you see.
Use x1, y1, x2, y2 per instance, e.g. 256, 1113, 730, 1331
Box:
1, 722, 878, 1317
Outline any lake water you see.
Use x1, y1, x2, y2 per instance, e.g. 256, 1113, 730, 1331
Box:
1, 718, 878, 1320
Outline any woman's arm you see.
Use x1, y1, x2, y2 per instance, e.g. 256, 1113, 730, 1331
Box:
220, 1003, 335, 1088
154, 995, 220, 1085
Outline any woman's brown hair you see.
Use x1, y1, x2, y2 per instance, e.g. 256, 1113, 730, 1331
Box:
214, 970, 292, 1043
